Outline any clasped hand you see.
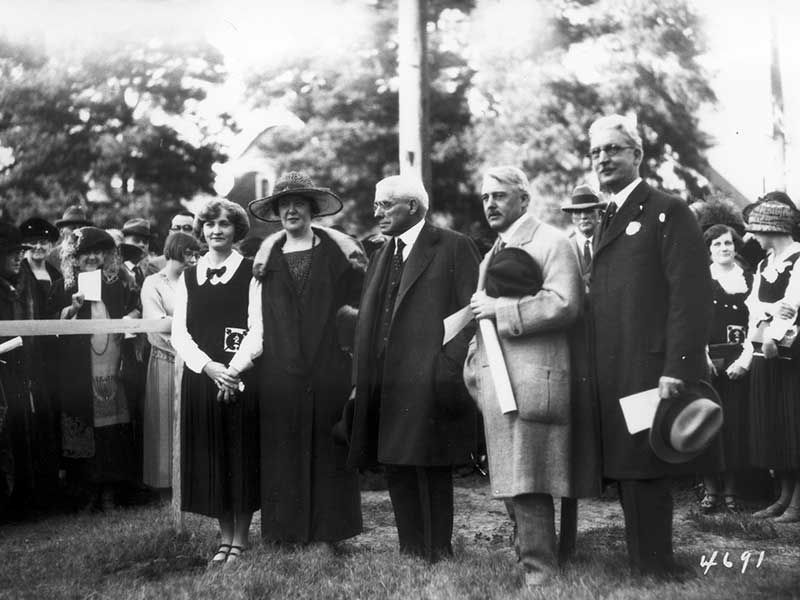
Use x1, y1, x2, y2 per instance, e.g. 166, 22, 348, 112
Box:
470, 290, 498, 321
203, 361, 241, 403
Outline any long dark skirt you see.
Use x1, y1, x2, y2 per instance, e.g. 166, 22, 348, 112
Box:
180, 368, 259, 517
712, 370, 751, 471
260, 370, 362, 543
749, 356, 800, 470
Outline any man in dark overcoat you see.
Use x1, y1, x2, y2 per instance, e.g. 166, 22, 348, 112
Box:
588, 115, 715, 577
562, 184, 604, 294
347, 174, 480, 562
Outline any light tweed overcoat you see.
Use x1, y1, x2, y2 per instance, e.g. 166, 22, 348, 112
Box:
464, 214, 601, 498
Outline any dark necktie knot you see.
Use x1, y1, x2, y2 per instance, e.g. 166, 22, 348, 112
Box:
583, 238, 592, 264
206, 266, 227, 281
394, 238, 405, 258
605, 201, 618, 221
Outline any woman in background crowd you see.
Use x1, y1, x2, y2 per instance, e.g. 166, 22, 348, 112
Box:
140, 231, 200, 495
19, 217, 62, 309
701, 224, 753, 513
729, 193, 800, 522
230, 171, 363, 549
171, 199, 259, 564
54, 227, 138, 510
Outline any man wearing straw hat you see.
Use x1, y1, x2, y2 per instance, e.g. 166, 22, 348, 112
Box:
464, 166, 600, 588
588, 114, 715, 578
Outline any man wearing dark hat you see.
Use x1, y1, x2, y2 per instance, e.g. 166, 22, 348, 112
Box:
122, 218, 158, 288
464, 166, 600, 588
346, 174, 480, 563
50, 206, 93, 269
562, 184, 605, 292
587, 114, 715, 578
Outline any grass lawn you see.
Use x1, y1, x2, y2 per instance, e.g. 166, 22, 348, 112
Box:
1, 475, 798, 599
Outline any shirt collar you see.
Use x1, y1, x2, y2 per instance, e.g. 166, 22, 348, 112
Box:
396, 218, 426, 259
768, 241, 800, 264
196, 250, 243, 286
498, 212, 531, 244
573, 229, 593, 245
611, 177, 642, 209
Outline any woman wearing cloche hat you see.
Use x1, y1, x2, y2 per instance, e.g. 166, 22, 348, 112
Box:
727, 191, 800, 522
227, 171, 365, 548
51, 227, 140, 511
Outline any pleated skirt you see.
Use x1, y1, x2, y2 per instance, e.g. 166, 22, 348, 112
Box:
712, 370, 751, 470
180, 368, 259, 517
749, 356, 800, 470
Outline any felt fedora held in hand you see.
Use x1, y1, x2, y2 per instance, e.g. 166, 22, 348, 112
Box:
248, 171, 343, 223
561, 184, 606, 212
649, 380, 723, 464
56, 206, 92, 229
485, 247, 542, 298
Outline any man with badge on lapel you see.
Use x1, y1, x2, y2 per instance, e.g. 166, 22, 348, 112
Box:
588, 114, 715, 578
346, 175, 480, 563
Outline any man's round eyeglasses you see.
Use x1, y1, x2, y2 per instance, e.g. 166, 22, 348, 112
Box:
587, 144, 634, 160
171, 225, 194, 232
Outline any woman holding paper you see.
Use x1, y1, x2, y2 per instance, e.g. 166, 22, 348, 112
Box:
699, 224, 753, 514
171, 199, 259, 564
728, 193, 800, 522
140, 231, 200, 492
54, 227, 139, 510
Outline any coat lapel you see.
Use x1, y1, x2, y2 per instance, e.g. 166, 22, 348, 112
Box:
392, 222, 439, 319
595, 181, 649, 257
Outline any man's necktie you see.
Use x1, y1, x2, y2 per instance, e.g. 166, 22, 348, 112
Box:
583, 239, 592, 266
377, 238, 406, 356
206, 266, 227, 281
599, 201, 618, 239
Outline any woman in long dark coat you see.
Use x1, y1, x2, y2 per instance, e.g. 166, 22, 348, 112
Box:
53, 227, 139, 510
229, 171, 364, 546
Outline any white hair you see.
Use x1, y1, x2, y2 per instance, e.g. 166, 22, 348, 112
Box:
375, 175, 429, 212
588, 114, 643, 150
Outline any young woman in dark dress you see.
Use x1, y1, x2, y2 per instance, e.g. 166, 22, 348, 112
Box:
729, 193, 800, 522
700, 225, 753, 513
171, 199, 259, 563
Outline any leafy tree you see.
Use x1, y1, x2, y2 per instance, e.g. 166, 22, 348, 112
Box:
471, 0, 717, 224
245, 0, 482, 237
0, 37, 228, 232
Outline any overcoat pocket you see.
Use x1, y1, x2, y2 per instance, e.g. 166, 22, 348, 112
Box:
517, 365, 570, 424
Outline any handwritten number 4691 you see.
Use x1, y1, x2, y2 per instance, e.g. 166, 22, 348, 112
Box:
700, 550, 765, 575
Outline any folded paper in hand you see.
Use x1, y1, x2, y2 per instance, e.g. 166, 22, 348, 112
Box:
442, 305, 473, 346
78, 270, 102, 302
619, 387, 660, 434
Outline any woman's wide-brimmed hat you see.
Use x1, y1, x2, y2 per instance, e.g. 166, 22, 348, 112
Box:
649, 380, 723, 464
485, 247, 542, 298
561, 184, 607, 213
19, 217, 59, 243
743, 192, 799, 235
55, 205, 92, 229
248, 171, 343, 223
72, 227, 116, 255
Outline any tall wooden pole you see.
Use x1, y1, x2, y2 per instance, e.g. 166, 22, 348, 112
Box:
398, 0, 431, 199
769, 1, 786, 192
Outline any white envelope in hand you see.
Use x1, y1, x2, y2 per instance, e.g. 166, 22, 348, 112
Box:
78, 269, 102, 302
619, 388, 661, 435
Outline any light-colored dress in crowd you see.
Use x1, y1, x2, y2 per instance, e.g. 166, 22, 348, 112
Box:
141, 269, 179, 488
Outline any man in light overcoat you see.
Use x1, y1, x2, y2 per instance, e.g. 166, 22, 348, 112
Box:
464, 166, 601, 587
588, 115, 716, 578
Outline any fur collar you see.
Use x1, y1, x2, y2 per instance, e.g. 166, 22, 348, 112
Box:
253, 226, 367, 279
